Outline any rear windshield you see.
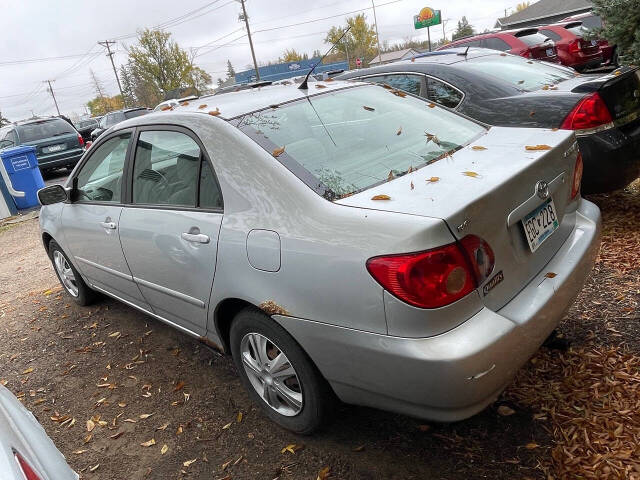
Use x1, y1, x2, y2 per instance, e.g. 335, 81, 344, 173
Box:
514, 30, 551, 47
124, 109, 149, 120
464, 55, 576, 91
16, 119, 76, 143
235, 85, 486, 198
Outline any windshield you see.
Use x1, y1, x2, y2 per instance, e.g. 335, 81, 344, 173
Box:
235, 85, 486, 198
16, 119, 76, 142
464, 55, 576, 91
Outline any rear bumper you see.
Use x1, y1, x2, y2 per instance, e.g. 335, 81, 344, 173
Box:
37, 150, 83, 169
276, 199, 601, 421
578, 120, 640, 194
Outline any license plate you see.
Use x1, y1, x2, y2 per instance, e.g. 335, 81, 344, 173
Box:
522, 199, 559, 252
45, 144, 65, 153
591, 40, 598, 46
546, 48, 554, 57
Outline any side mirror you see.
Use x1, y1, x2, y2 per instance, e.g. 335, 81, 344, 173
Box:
37, 185, 68, 205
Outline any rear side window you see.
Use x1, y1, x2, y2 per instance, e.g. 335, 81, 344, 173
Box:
16, 119, 75, 143
538, 29, 562, 42
565, 24, 589, 37
481, 37, 511, 51
365, 74, 423, 96
579, 15, 602, 29
514, 30, 551, 46
465, 55, 576, 91
426, 78, 463, 108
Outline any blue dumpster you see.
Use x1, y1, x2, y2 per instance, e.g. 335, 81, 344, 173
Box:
0, 145, 45, 209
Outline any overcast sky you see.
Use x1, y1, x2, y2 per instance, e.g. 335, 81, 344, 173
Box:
0, 0, 519, 121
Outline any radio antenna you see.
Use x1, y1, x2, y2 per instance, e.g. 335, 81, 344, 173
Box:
299, 25, 351, 90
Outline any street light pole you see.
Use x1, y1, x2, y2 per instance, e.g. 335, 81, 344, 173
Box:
239, 0, 260, 81
371, 0, 382, 61
45, 80, 61, 116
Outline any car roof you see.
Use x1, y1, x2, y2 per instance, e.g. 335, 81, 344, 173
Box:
14, 117, 62, 126
403, 48, 503, 65
154, 81, 355, 120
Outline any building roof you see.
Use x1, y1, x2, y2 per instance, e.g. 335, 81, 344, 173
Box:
369, 48, 419, 65
496, 0, 593, 28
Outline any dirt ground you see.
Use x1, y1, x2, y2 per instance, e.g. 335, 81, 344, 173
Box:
0, 181, 638, 480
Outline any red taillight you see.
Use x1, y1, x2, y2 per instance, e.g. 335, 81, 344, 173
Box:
77, 134, 84, 147
14, 452, 43, 480
571, 152, 583, 200
366, 243, 477, 309
520, 49, 531, 58
459, 235, 495, 284
560, 92, 613, 131
568, 39, 581, 53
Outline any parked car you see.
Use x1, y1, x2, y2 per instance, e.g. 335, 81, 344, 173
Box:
214, 81, 273, 95
90, 108, 151, 141
0, 385, 78, 479
561, 12, 617, 66
337, 49, 640, 193
438, 27, 560, 63
0, 117, 84, 173
73, 118, 100, 143
537, 22, 603, 71
153, 96, 199, 112
38, 81, 600, 433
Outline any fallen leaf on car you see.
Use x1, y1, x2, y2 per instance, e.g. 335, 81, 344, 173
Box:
391, 89, 406, 97
315, 84, 327, 89
381, 83, 392, 89
161, 105, 172, 111
424, 132, 440, 145
141, 438, 156, 447
198, 104, 207, 109
426, 177, 440, 183
614, 70, 622, 76
525, 442, 539, 450
410, 181, 414, 190
541, 85, 550, 90
471, 146, 487, 151
281, 443, 303, 454
545, 272, 557, 278
497, 405, 515, 416
371, 194, 391, 201
317, 466, 331, 480
139, 413, 155, 419
183, 458, 197, 467
462, 171, 480, 178
427, 103, 436, 108
517, 80, 524, 84
22, 367, 34, 374
529, 111, 535, 117
525, 145, 552, 151
180, 101, 189, 106
500, 53, 507, 56
173, 381, 185, 392
208, 108, 221, 116
272, 146, 285, 157
325, 77, 334, 82
387, 170, 394, 181
551, 128, 559, 131
550, 86, 558, 90
161, 444, 168, 455
363, 106, 375, 111
397, 126, 402, 135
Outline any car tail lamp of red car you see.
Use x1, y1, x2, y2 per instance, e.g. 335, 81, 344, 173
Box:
571, 152, 584, 200
568, 39, 582, 54
77, 133, 84, 147
367, 237, 494, 309
14, 451, 43, 480
560, 92, 613, 132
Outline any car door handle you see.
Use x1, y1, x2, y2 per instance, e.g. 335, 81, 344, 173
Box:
181, 232, 210, 244
100, 221, 117, 230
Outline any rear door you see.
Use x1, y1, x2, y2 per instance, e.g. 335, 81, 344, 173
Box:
61, 130, 150, 309
118, 127, 223, 336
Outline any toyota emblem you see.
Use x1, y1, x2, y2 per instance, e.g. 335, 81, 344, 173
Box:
536, 181, 550, 199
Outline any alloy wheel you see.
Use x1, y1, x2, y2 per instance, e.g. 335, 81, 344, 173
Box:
53, 250, 79, 297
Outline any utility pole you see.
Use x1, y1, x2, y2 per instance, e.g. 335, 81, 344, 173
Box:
239, 0, 260, 81
45, 80, 61, 116
98, 40, 126, 106
371, 0, 382, 61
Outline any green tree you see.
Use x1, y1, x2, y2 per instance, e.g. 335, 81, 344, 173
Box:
226, 60, 236, 79
124, 29, 212, 106
516, 2, 530, 12
452, 16, 475, 40
87, 95, 124, 116
592, 0, 640, 65
280, 49, 304, 62
325, 14, 378, 67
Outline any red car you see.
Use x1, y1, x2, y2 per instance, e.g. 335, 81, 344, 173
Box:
439, 28, 560, 63
561, 13, 617, 66
538, 22, 603, 71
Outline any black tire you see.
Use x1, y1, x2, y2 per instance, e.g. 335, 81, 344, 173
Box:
230, 307, 335, 434
48, 240, 97, 306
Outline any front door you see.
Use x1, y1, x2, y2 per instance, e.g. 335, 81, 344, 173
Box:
118, 128, 224, 335
61, 130, 149, 310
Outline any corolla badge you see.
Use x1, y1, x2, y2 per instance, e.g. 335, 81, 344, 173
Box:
536, 180, 550, 199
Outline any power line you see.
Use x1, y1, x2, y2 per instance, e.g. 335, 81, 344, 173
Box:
98, 40, 126, 104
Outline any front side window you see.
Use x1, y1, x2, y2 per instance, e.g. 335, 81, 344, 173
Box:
132, 130, 202, 206
426, 78, 463, 108
75, 133, 130, 203
464, 55, 576, 91
365, 74, 423, 96
236, 85, 485, 198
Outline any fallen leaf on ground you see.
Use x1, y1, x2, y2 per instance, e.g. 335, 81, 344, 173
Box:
86, 419, 95, 432
22, 367, 34, 374
237, 411, 243, 423
281, 444, 303, 454
353, 445, 365, 452
110, 431, 124, 440
497, 405, 516, 416
173, 381, 185, 392
72, 449, 88, 455
89, 464, 99, 472
371, 195, 391, 201
317, 466, 331, 480
183, 459, 197, 467
222, 459, 232, 471
139, 413, 155, 419
161, 444, 168, 455
141, 438, 156, 447
156, 423, 169, 431
222, 422, 232, 430
525, 442, 539, 450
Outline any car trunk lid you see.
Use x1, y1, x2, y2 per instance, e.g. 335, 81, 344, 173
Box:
336, 126, 580, 311
26, 133, 80, 157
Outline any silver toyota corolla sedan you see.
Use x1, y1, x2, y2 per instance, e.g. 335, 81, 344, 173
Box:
0, 385, 77, 479
38, 81, 601, 434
